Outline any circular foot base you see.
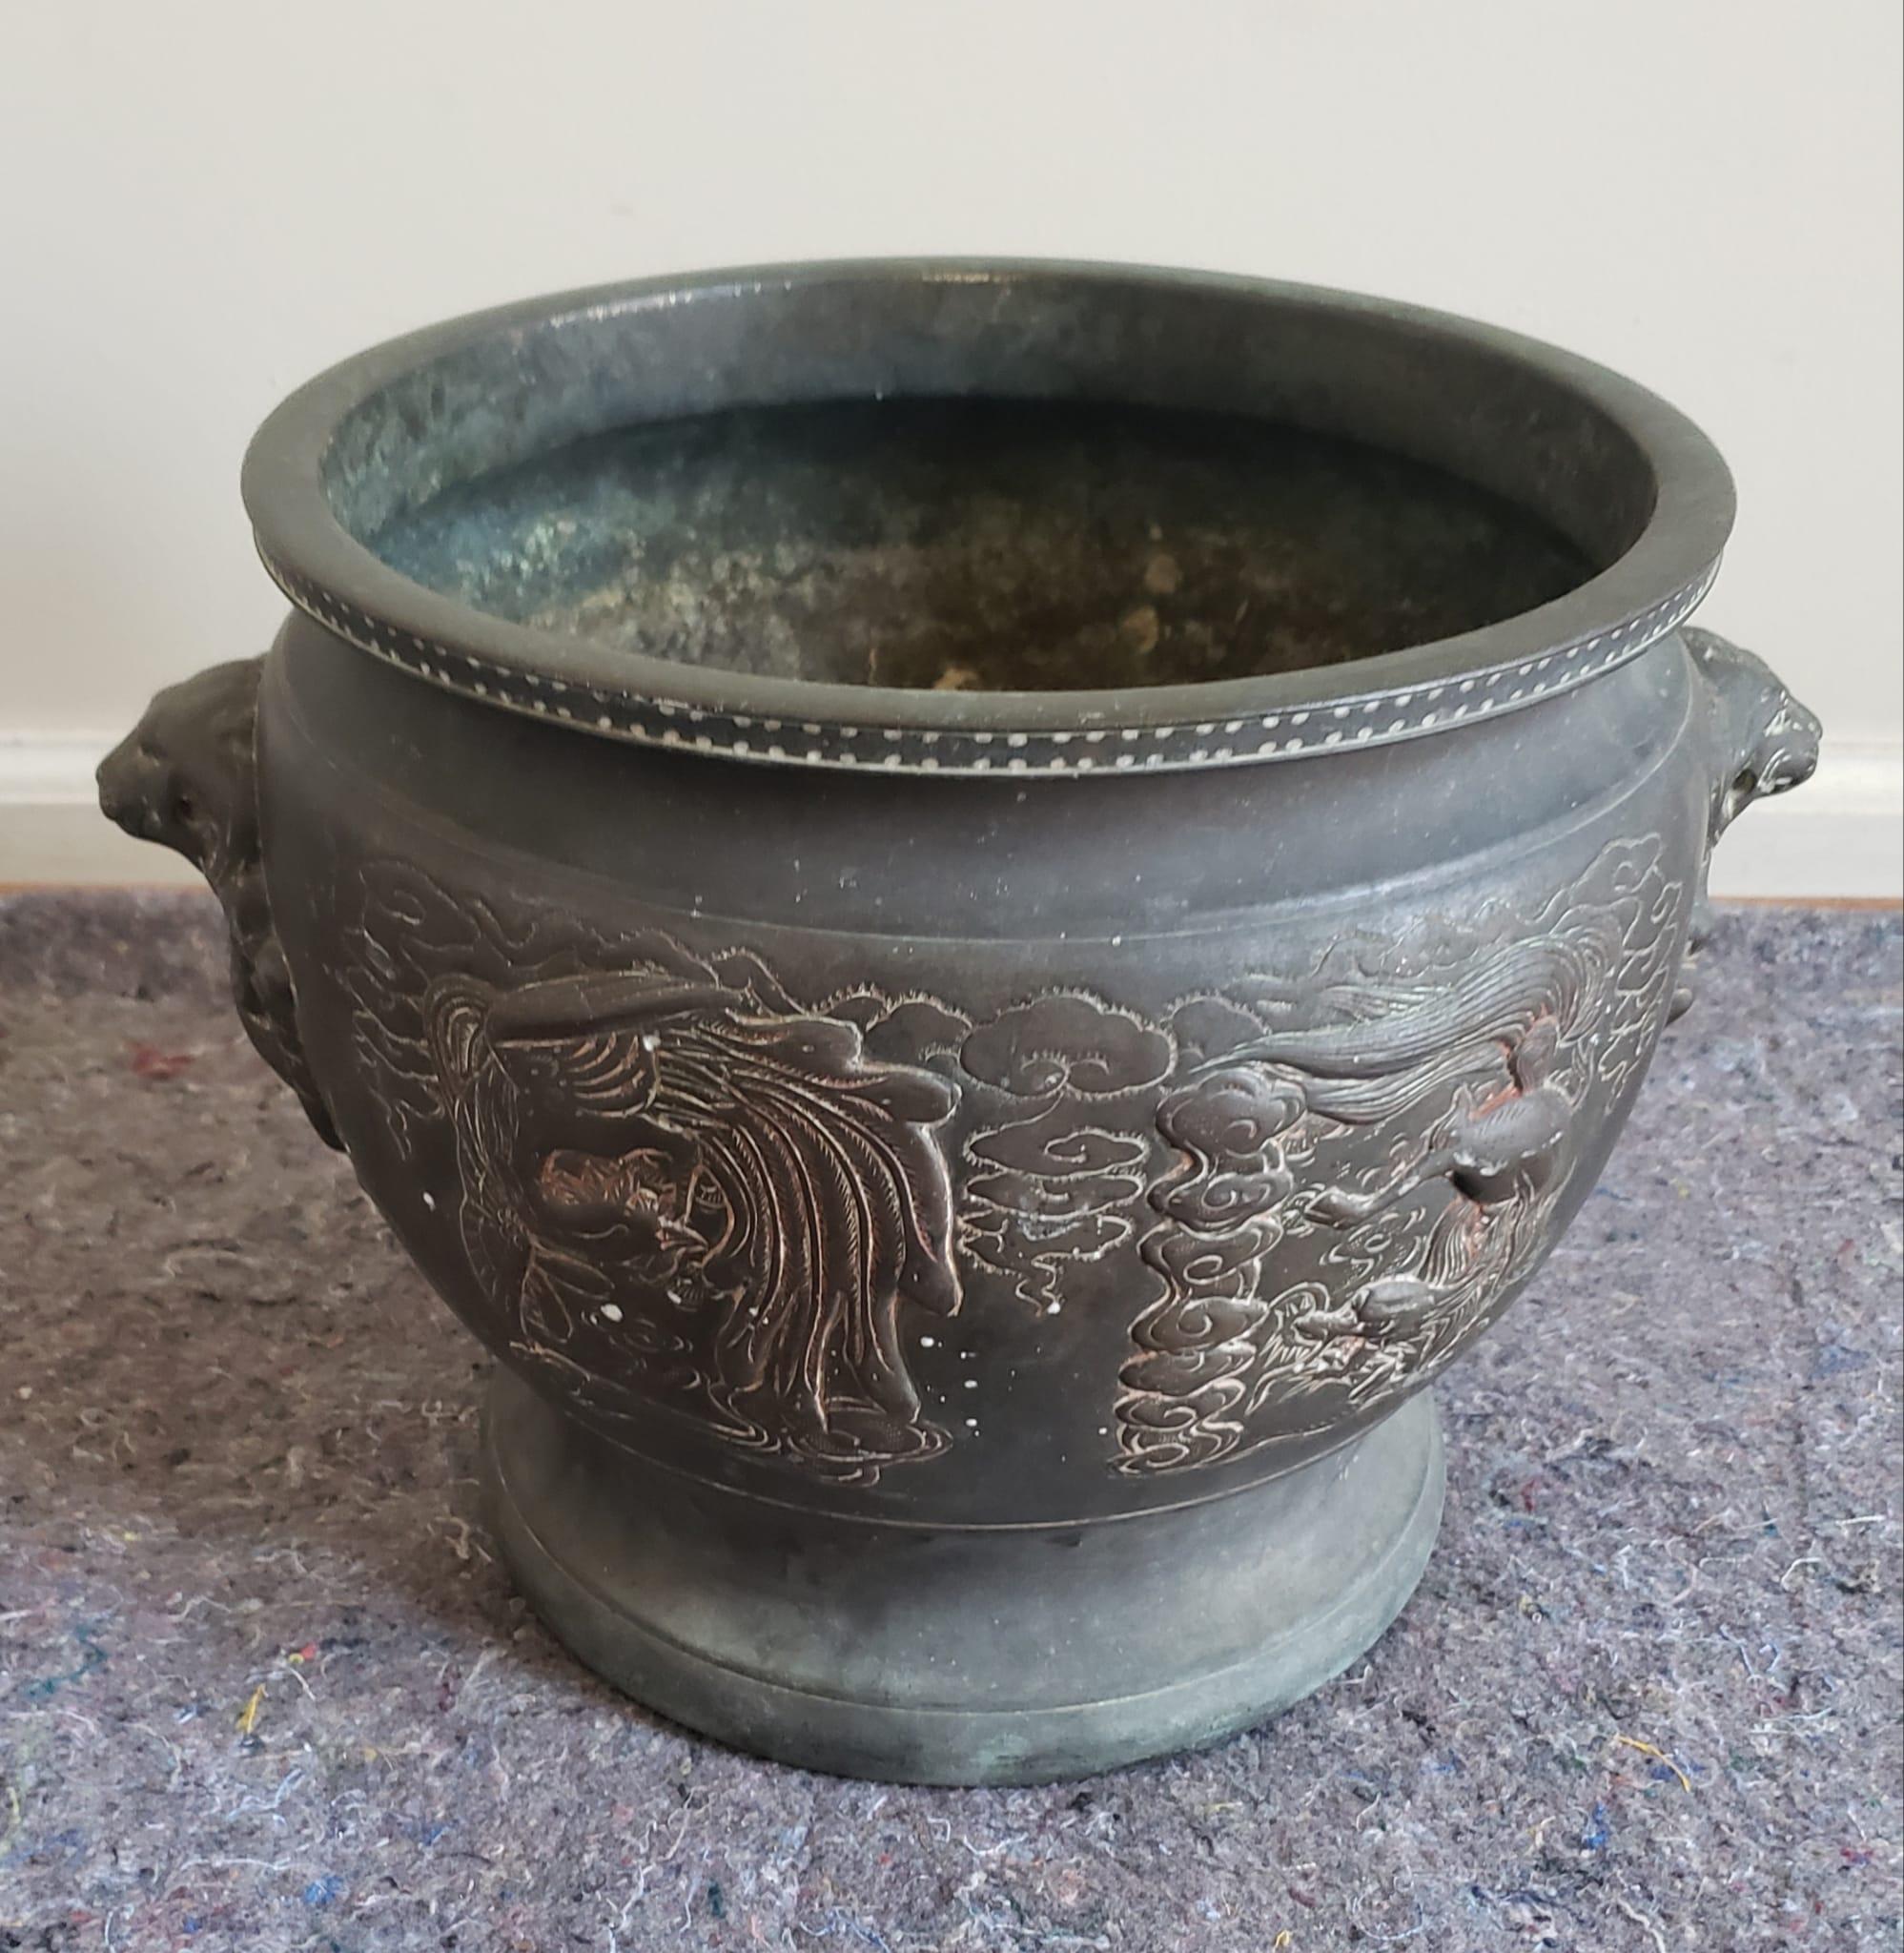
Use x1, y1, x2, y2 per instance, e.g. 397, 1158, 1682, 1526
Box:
482, 1374, 1443, 1784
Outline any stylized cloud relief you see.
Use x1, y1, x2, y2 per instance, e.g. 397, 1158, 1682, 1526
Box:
966, 1167, 1147, 1222
969, 1104, 1149, 1179
1158, 1068, 1304, 1162
959, 1102, 1154, 1310
955, 999, 1174, 1313
960, 995, 1174, 1099
1166, 996, 1271, 1071
1113, 1068, 1306, 1470
827, 991, 973, 1061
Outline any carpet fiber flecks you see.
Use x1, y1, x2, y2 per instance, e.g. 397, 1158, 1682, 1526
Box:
1, 895, 1898, 1952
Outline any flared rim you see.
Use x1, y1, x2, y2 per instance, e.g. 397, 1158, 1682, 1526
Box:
242, 259, 1734, 775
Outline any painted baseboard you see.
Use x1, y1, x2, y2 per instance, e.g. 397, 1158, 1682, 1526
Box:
4, 730, 1899, 898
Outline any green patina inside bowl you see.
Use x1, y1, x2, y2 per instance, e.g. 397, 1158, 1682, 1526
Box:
366, 399, 1592, 694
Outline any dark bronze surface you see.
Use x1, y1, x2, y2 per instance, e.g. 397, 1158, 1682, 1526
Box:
99, 262, 1819, 1781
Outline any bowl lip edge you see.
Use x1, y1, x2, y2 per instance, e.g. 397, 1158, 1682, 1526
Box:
238, 257, 1736, 761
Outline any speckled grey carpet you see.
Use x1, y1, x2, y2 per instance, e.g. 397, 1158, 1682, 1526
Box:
1, 896, 1898, 1953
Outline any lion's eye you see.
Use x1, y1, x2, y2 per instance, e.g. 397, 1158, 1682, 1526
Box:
172, 791, 196, 824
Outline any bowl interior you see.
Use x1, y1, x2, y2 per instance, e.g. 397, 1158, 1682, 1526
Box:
360, 397, 1592, 693
268, 265, 1737, 744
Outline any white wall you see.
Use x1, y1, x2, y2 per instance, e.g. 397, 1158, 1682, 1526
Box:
4, 0, 1898, 894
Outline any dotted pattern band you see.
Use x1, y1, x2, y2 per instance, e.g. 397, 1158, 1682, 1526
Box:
260, 550, 1718, 777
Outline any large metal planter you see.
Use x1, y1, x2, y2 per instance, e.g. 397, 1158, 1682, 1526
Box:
98, 262, 1817, 1783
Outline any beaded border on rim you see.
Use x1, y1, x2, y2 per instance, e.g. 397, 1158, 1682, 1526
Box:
259, 546, 1719, 778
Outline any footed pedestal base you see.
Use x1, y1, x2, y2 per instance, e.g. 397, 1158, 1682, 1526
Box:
481, 1372, 1443, 1785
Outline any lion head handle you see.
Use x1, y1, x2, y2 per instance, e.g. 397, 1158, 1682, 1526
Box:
1685, 627, 1822, 840
1669, 627, 1822, 1022
97, 658, 339, 1148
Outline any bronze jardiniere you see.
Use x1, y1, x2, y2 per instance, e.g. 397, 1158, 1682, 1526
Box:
100, 263, 1817, 1782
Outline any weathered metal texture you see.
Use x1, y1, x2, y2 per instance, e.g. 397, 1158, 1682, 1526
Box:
99, 263, 1818, 1783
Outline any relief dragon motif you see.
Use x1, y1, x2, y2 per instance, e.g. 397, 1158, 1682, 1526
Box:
345, 868, 961, 1481
1113, 839, 1687, 1472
